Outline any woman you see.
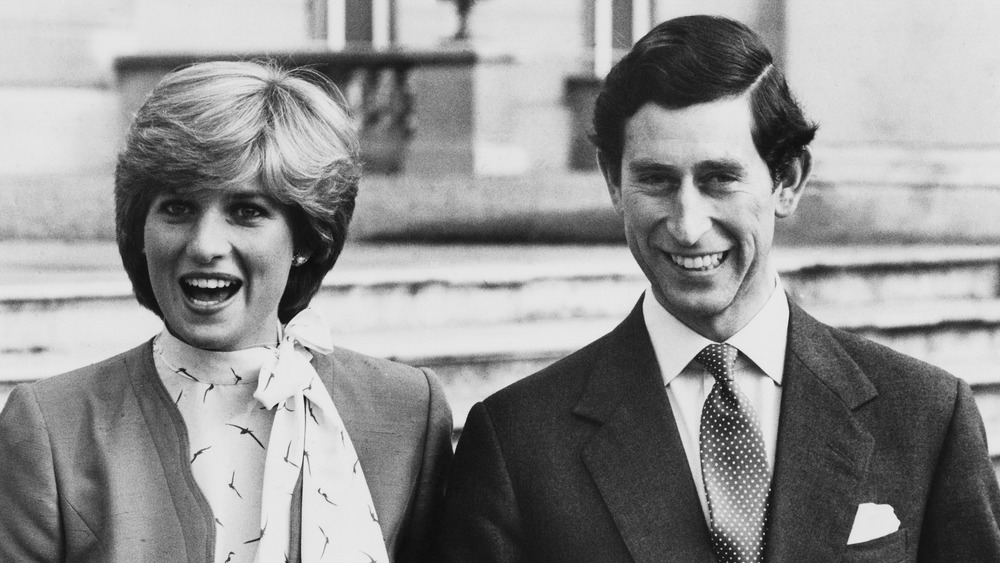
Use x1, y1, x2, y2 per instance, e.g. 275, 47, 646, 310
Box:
0, 61, 452, 563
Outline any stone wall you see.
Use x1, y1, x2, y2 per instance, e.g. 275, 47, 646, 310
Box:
2, 1, 1000, 243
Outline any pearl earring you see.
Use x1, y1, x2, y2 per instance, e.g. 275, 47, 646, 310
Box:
292, 254, 307, 267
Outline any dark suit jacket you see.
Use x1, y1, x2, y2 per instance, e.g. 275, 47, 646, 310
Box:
0, 340, 453, 562
433, 297, 1000, 562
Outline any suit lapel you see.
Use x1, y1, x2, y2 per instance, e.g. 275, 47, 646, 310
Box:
576, 299, 715, 563
764, 302, 877, 561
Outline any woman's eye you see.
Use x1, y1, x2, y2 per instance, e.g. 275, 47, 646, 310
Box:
234, 204, 267, 221
159, 201, 192, 217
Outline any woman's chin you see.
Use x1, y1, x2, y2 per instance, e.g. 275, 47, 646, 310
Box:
164, 314, 268, 352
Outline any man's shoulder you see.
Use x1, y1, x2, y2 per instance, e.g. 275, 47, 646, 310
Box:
480, 326, 620, 418
794, 305, 960, 397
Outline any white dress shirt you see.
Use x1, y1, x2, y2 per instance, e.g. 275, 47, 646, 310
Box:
642, 274, 789, 525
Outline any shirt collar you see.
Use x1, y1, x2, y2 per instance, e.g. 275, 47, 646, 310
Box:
153, 325, 280, 385
642, 271, 790, 386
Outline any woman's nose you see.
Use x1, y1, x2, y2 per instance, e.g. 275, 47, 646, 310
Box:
666, 182, 712, 246
185, 212, 230, 263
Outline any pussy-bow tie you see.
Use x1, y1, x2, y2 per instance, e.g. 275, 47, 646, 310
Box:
253, 308, 389, 563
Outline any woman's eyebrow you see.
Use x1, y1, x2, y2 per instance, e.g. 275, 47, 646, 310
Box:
223, 188, 271, 202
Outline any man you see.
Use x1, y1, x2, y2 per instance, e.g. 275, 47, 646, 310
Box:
433, 14, 1000, 562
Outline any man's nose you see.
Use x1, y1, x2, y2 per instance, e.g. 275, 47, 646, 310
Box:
185, 212, 230, 263
666, 181, 712, 246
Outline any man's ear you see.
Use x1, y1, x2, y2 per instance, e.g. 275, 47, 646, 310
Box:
774, 147, 812, 218
597, 151, 624, 216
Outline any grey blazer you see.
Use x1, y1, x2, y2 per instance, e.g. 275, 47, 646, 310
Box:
0, 340, 453, 562
433, 297, 1000, 562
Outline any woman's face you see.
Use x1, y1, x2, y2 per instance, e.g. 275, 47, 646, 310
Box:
143, 180, 297, 351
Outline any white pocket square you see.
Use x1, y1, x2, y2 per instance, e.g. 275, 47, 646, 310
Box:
847, 502, 900, 545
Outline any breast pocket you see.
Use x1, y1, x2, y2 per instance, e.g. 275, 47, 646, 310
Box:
842, 528, 908, 562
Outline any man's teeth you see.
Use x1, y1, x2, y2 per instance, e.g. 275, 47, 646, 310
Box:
185, 278, 234, 289
671, 252, 725, 270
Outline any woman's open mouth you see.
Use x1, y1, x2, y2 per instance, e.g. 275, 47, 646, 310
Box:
180, 275, 242, 307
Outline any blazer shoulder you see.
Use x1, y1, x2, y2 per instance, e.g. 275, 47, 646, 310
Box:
317, 347, 451, 429
480, 327, 618, 420
324, 345, 439, 396
24, 341, 151, 410
806, 315, 963, 407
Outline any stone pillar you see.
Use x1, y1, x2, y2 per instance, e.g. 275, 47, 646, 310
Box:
583, 0, 645, 76
567, 0, 656, 171
307, 0, 397, 48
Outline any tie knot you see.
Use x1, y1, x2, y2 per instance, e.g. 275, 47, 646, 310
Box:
695, 343, 738, 382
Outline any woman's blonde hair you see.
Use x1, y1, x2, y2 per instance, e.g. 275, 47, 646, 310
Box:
116, 60, 361, 322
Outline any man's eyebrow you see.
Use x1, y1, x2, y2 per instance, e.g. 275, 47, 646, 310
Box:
694, 158, 746, 174
627, 159, 680, 174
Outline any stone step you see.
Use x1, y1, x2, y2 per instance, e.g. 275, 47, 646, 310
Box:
6, 243, 1000, 463
7, 291, 1000, 375
4, 244, 1000, 338
6, 306, 1000, 430
809, 299, 1000, 365
5, 243, 1000, 387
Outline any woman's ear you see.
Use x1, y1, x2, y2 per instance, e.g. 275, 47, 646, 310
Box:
292, 250, 313, 267
774, 147, 812, 218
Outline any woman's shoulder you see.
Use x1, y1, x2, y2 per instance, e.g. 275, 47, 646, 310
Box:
24, 340, 154, 407
315, 346, 447, 406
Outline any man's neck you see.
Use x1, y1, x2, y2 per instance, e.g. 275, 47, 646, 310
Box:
654, 273, 780, 342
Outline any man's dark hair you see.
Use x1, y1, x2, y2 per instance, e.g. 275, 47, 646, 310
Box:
592, 14, 818, 185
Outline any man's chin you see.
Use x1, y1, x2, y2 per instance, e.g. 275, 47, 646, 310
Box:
654, 287, 739, 330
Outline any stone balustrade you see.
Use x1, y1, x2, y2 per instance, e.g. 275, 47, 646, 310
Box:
114, 48, 477, 175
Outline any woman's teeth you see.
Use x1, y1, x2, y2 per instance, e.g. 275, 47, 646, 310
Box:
185, 278, 234, 289
181, 277, 240, 304
671, 252, 726, 271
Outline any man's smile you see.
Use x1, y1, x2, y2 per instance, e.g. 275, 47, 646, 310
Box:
668, 251, 729, 271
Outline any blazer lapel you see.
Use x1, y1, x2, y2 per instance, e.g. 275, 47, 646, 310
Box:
576, 299, 715, 563
764, 302, 878, 561
126, 341, 214, 562
311, 349, 423, 556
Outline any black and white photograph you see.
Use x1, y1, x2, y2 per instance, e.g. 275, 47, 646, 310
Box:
2, 1, 1000, 561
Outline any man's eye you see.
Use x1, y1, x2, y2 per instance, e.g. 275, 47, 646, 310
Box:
702, 174, 738, 189
637, 173, 668, 184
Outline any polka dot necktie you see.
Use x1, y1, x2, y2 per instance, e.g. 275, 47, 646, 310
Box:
696, 343, 771, 563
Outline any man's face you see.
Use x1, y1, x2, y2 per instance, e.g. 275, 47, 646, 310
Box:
602, 97, 807, 341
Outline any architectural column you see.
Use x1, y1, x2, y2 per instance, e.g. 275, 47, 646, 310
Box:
307, 0, 396, 48
584, 0, 654, 77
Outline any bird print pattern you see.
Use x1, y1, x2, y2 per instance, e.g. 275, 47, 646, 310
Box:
154, 332, 275, 563
696, 343, 771, 563
154, 307, 390, 563
254, 308, 390, 563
